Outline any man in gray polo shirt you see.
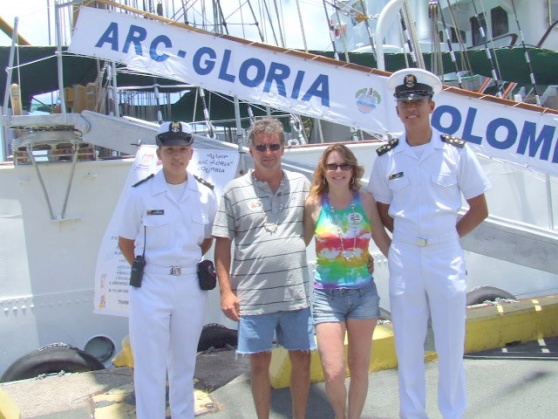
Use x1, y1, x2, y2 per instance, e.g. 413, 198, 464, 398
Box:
212, 117, 315, 419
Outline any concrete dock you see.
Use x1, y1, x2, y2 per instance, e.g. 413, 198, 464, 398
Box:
1, 295, 557, 418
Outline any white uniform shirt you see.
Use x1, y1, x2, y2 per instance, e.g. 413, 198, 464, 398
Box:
119, 169, 217, 267
368, 130, 491, 237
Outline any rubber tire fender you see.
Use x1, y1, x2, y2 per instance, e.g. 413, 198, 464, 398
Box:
466, 286, 516, 306
1, 343, 105, 383
198, 323, 238, 352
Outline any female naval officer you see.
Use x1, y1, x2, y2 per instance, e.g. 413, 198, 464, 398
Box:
118, 121, 217, 419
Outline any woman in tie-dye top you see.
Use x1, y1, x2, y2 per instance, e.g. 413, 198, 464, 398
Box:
304, 144, 391, 419
313, 191, 372, 289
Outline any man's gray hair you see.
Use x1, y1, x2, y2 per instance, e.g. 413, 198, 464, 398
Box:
247, 118, 285, 146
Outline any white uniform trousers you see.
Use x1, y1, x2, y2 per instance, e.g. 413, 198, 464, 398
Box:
388, 237, 467, 419
129, 271, 207, 419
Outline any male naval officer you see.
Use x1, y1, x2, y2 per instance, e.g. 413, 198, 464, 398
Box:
368, 68, 491, 419
118, 121, 217, 419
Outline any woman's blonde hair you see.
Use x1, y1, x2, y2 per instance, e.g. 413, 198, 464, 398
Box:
309, 143, 364, 198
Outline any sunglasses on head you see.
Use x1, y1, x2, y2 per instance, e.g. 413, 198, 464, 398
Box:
326, 163, 352, 171
254, 143, 282, 152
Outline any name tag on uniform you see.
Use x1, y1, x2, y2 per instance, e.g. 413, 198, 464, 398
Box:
389, 172, 404, 180
147, 209, 165, 215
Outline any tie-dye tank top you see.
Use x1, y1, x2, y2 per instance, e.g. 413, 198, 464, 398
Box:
314, 192, 373, 289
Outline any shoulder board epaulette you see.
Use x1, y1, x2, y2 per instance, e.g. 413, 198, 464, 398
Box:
376, 138, 399, 156
441, 134, 465, 148
194, 174, 214, 190
132, 173, 154, 187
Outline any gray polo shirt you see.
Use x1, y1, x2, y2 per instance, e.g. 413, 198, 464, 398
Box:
212, 170, 311, 315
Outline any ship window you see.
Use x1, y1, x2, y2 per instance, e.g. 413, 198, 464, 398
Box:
491, 7, 509, 37
439, 28, 466, 44
451, 27, 466, 43
470, 13, 487, 46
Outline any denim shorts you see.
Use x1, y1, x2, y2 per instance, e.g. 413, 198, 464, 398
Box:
237, 308, 317, 354
312, 282, 381, 325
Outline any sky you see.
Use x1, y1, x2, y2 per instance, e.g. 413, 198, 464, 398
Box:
0, 0, 54, 46
0, 0, 335, 159
0, 0, 333, 49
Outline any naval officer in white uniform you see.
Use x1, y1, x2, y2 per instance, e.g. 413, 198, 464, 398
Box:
368, 69, 491, 419
118, 121, 217, 419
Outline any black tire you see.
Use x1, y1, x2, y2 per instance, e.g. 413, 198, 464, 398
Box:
1, 343, 105, 383
466, 286, 516, 306
198, 324, 238, 352
379, 307, 392, 321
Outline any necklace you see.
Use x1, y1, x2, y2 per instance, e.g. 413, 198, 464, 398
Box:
329, 195, 358, 259
253, 175, 285, 233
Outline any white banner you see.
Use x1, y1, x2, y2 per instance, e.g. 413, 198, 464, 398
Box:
94, 146, 239, 316
69, 7, 558, 176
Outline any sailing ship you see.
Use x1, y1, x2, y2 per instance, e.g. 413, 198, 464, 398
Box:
0, 0, 556, 380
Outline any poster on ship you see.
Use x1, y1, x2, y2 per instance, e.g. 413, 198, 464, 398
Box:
94, 145, 239, 316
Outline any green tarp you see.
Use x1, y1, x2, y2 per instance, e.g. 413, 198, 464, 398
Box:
310, 47, 558, 87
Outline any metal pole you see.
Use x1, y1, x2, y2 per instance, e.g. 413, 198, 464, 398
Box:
234, 95, 242, 145
29, 150, 57, 220
511, 0, 542, 106
55, 1, 67, 116
322, 0, 340, 61
2, 17, 22, 161
375, 0, 406, 70
60, 143, 80, 219
546, 174, 556, 230
234, 95, 247, 174
111, 61, 120, 117
2, 18, 19, 119
470, 0, 503, 95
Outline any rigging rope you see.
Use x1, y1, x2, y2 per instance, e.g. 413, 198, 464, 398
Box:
272, 0, 286, 48
213, 1, 229, 35
198, 87, 216, 139
260, 0, 280, 46
484, 0, 507, 90
244, 0, 265, 42
398, 9, 421, 68
240, 0, 266, 125
431, 1, 463, 86
235, 0, 248, 39
192, 86, 199, 124
511, 0, 542, 105
321, 0, 341, 60
470, 0, 504, 97
246, 0, 265, 42
294, 0, 309, 52
428, 1, 444, 78
333, 2, 351, 62
397, 17, 411, 69
357, 0, 377, 61
402, 0, 425, 69
445, 0, 478, 89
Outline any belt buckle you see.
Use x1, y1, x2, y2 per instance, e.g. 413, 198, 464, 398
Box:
415, 238, 428, 246
170, 266, 181, 276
